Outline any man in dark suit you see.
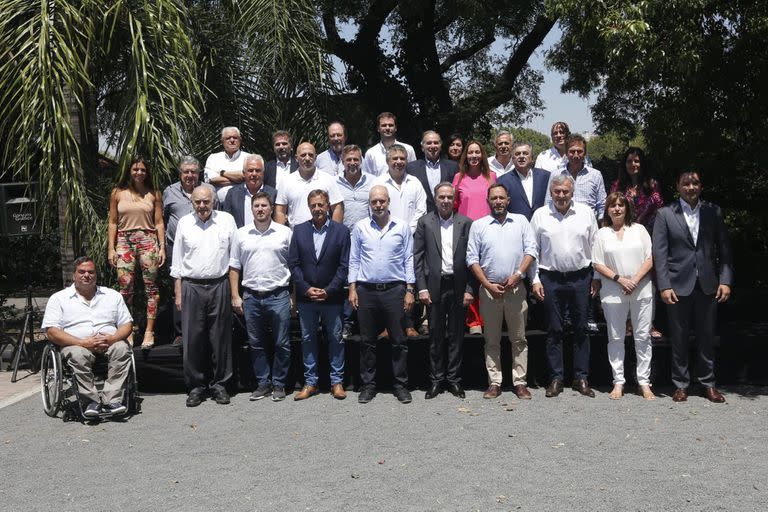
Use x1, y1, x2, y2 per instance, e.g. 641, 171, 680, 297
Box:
288, 189, 351, 400
653, 170, 733, 403
414, 182, 473, 399
406, 131, 458, 214
264, 130, 299, 189
223, 154, 277, 228
496, 142, 550, 221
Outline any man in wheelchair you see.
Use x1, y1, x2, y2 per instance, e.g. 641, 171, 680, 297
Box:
41, 256, 133, 418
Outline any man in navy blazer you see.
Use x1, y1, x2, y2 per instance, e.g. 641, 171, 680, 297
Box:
653, 170, 733, 403
405, 131, 458, 214
264, 130, 299, 189
496, 142, 550, 221
287, 189, 351, 400
223, 155, 277, 227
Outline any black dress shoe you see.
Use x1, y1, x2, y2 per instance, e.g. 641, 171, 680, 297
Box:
211, 387, 230, 405
447, 382, 465, 398
358, 386, 377, 404
394, 386, 412, 404
545, 379, 563, 398
572, 379, 595, 398
425, 383, 442, 399
186, 387, 206, 407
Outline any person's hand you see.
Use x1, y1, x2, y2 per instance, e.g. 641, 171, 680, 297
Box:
617, 276, 636, 294
660, 289, 678, 305
419, 290, 431, 306
503, 273, 522, 290
716, 284, 731, 303
82, 335, 109, 354
404, 291, 415, 312
232, 295, 243, 315
484, 282, 505, 299
532, 283, 545, 302
307, 287, 326, 301
175, 294, 182, 312
108, 248, 118, 268
590, 279, 601, 298
462, 292, 473, 307
348, 289, 358, 310
157, 247, 166, 267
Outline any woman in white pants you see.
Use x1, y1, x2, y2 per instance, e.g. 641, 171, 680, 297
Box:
593, 192, 655, 400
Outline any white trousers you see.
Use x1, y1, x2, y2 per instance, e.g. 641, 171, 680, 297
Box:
602, 295, 653, 385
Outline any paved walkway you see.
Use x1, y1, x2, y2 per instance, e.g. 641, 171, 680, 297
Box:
0, 368, 39, 410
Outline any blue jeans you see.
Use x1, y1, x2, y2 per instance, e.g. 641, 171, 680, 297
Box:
243, 289, 291, 388
297, 301, 345, 386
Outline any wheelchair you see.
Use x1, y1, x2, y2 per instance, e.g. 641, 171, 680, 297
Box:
39, 341, 140, 421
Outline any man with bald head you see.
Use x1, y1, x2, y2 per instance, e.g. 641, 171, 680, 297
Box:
223, 154, 277, 228
406, 130, 458, 214
171, 185, 238, 407
275, 142, 344, 227
348, 185, 416, 404
316, 121, 348, 176
204, 126, 250, 202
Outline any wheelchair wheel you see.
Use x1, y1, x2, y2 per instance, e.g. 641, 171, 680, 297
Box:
125, 348, 140, 414
40, 344, 62, 417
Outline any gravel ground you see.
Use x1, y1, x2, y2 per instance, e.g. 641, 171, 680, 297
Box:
1, 385, 767, 511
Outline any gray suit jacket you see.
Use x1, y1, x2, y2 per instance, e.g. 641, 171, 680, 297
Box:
413, 212, 474, 299
652, 200, 733, 296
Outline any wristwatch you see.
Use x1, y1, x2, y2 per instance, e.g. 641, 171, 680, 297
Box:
612, 273, 620, 281
406, 287, 415, 294
514, 270, 523, 278
219, 170, 226, 177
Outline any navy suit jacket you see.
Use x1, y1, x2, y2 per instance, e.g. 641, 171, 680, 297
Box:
287, 219, 350, 303
652, 200, 733, 296
264, 157, 299, 189
222, 184, 277, 228
496, 167, 551, 221
406, 158, 458, 213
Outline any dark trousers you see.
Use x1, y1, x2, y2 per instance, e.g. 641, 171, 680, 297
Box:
428, 278, 465, 385
166, 242, 182, 339
357, 283, 408, 388
540, 269, 591, 381
181, 277, 233, 392
666, 283, 717, 388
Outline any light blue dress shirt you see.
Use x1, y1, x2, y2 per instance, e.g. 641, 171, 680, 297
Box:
348, 216, 415, 284
337, 173, 373, 231
312, 219, 329, 259
466, 213, 538, 282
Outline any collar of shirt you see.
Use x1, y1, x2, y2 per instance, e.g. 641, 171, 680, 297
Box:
312, 219, 330, 234
548, 201, 576, 218
488, 213, 515, 226
244, 183, 262, 196
194, 211, 218, 227
516, 169, 532, 181
66, 284, 105, 302
369, 216, 397, 234
252, 220, 277, 236
426, 159, 441, 170
339, 173, 368, 189
679, 198, 700, 215
438, 213, 454, 227
276, 159, 291, 169
223, 150, 242, 162
296, 169, 321, 183
562, 165, 587, 177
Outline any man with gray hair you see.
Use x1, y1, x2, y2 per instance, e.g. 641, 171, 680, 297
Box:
530, 174, 600, 399
488, 130, 514, 176
163, 156, 216, 345
223, 154, 277, 228
204, 126, 250, 203
406, 130, 458, 214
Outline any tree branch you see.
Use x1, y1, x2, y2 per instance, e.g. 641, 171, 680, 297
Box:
440, 28, 495, 72
356, 0, 399, 48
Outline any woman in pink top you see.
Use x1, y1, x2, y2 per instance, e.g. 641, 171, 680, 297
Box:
452, 140, 496, 334
108, 155, 165, 349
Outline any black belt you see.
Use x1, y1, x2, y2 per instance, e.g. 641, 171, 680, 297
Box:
539, 266, 592, 280
358, 281, 404, 291
184, 275, 227, 285
245, 286, 289, 297
441, 274, 454, 281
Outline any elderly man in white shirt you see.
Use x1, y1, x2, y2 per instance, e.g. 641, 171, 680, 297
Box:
204, 126, 250, 203
275, 142, 344, 227
362, 112, 416, 176
487, 130, 514, 177
41, 256, 133, 418
171, 185, 238, 408
531, 174, 600, 399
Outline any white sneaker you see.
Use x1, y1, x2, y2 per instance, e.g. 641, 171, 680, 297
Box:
469, 326, 482, 335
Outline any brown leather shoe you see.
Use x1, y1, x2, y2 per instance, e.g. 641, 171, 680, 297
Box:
545, 379, 563, 397
703, 387, 725, 403
294, 385, 318, 401
672, 387, 688, 402
514, 385, 532, 400
483, 384, 501, 399
405, 327, 420, 338
331, 383, 347, 400
571, 379, 595, 398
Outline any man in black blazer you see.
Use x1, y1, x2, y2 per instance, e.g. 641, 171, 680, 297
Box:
406, 131, 458, 213
414, 182, 473, 399
223, 155, 277, 228
496, 142, 550, 221
264, 130, 299, 189
653, 170, 733, 403
287, 189, 351, 401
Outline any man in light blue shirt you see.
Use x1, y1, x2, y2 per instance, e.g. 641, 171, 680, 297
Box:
315, 122, 347, 176
348, 185, 415, 404
467, 184, 537, 400
336, 144, 373, 232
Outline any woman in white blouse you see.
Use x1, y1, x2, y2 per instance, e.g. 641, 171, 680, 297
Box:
593, 192, 655, 400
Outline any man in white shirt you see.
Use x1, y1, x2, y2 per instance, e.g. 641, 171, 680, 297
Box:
362, 112, 416, 176
487, 130, 514, 176
531, 174, 600, 399
264, 130, 299, 190
372, 144, 427, 234
41, 257, 133, 418
229, 191, 293, 402
204, 126, 250, 203
171, 185, 238, 407
315, 121, 347, 176
275, 142, 344, 227
222, 154, 277, 228
534, 121, 570, 174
